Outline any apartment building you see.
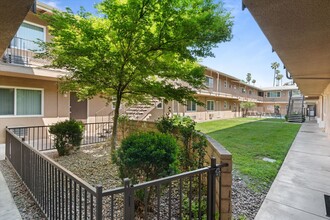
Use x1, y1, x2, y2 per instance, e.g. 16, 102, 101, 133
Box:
0, 2, 301, 143
243, 0, 329, 135
0, 2, 113, 143
144, 69, 299, 122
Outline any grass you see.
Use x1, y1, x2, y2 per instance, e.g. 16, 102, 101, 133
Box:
196, 118, 301, 191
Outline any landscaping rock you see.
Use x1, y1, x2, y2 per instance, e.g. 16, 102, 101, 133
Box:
0, 160, 45, 219
232, 170, 267, 220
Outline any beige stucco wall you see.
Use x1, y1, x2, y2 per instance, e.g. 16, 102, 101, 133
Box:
257, 103, 288, 115
323, 84, 330, 134
0, 75, 70, 143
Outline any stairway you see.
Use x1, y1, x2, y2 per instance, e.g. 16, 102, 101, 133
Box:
124, 102, 159, 121
287, 92, 305, 123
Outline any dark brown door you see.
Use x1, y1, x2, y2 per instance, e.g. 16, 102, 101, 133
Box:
70, 92, 87, 120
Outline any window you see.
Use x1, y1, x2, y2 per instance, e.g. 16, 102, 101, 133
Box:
234, 85, 237, 90
224, 101, 228, 109
187, 100, 197, 111
206, 100, 214, 111
205, 77, 214, 88
224, 81, 227, 88
266, 91, 281, 98
249, 90, 252, 95
241, 88, 246, 93
0, 87, 42, 116
11, 22, 45, 51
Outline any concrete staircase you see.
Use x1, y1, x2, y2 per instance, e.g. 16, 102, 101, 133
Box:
125, 101, 160, 121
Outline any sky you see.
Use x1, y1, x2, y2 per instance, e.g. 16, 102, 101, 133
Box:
41, 0, 289, 87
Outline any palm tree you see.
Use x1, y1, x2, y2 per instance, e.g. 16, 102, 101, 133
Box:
271, 62, 280, 86
246, 73, 252, 84
276, 74, 283, 86
252, 79, 256, 85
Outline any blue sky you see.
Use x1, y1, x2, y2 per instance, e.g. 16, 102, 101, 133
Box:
41, 0, 288, 87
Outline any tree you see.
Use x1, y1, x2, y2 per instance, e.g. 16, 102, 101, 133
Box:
276, 74, 283, 86
271, 62, 280, 86
39, 0, 233, 152
252, 79, 256, 85
246, 73, 252, 84
240, 101, 256, 117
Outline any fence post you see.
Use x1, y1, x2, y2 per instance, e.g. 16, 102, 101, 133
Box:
207, 157, 217, 220
124, 178, 133, 219
96, 185, 103, 220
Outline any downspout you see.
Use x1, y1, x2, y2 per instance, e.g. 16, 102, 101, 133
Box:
217, 72, 219, 95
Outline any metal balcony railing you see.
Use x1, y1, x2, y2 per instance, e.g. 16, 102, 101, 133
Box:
1, 37, 49, 67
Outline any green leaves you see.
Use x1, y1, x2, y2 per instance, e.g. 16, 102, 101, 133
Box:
40, 0, 232, 148
40, 0, 232, 101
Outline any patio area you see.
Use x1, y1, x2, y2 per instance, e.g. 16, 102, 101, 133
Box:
256, 119, 330, 219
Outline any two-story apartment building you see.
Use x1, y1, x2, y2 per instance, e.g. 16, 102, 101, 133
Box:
0, 2, 301, 143
0, 2, 114, 143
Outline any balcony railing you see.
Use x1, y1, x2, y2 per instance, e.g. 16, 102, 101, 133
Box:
1, 37, 50, 67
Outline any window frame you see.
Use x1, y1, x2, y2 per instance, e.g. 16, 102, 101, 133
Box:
0, 86, 44, 118
186, 100, 197, 112
266, 91, 281, 98
206, 100, 215, 111
13, 20, 47, 52
205, 76, 214, 89
224, 101, 228, 109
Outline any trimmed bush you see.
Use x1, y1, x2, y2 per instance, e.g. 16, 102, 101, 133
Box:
113, 132, 179, 183
157, 115, 207, 171
49, 119, 84, 156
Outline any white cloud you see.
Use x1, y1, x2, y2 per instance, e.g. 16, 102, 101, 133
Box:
42, 1, 59, 8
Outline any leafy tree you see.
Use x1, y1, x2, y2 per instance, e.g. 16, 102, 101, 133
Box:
39, 0, 233, 152
246, 73, 252, 84
271, 62, 280, 87
240, 101, 256, 117
252, 79, 256, 85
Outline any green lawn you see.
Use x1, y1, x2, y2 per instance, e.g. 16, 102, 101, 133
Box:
196, 118, 301, 191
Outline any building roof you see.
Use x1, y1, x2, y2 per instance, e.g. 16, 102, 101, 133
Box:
261, 85, 298, 91
243, 0, 330, 96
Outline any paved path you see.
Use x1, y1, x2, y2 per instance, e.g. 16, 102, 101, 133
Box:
255, 120, 330, 220
0, 144, 22, 220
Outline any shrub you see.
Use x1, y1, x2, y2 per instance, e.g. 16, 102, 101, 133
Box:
157, 115, 207, 171
284, 115, 288, 121
49, 119, 84, 156
113, 132, 179, 183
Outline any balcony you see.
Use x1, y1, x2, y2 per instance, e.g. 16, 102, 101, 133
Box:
1, 37, 50, 67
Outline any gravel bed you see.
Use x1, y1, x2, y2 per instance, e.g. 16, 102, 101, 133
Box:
231, 170, 267, 220
0, 160, 45, 220
0, 143, 268, 220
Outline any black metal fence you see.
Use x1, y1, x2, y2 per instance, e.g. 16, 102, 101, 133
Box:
8, 122, 113, 151
6, 126, 227, 219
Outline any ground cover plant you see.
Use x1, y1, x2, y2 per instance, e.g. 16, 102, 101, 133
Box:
196, 118, 301, 190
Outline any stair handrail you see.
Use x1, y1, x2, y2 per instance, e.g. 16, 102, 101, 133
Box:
139, 101, 161, 121
287, 90, 292, 117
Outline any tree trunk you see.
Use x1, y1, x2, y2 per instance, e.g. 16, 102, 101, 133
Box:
110, 93, 122, 153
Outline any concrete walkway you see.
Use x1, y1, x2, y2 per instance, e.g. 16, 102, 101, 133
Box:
0, 144, 22, 220
255, 120, 330, 220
